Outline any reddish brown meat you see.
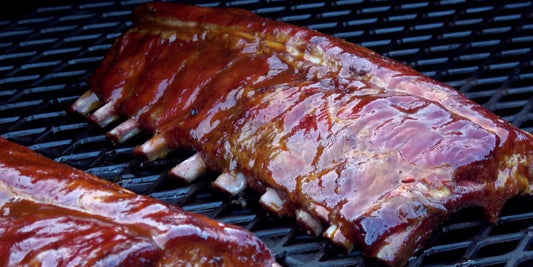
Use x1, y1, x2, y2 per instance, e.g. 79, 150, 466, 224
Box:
72, 2, 533, 266
0, 137, 277, 267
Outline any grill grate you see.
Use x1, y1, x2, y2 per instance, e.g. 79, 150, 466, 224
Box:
1, 1, 533, 266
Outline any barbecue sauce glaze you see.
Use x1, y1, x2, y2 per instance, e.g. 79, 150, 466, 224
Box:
0, 137, 276, 266
83, 2, 533, 266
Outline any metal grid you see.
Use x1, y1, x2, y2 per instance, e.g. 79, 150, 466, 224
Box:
1, 1, 533, 266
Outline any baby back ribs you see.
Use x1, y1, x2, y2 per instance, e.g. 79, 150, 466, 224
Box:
0, 137, 277, 266
71, 2, 533, 266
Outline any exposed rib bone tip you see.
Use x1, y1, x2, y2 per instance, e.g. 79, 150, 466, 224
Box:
259, 187, 290, 217
134, 134, 170, 161
212, 172, 246, 196
272, 263, 282, 267
296, 209, 323, 237
106, 118, 141, 143
311, 204, 330, 222
88, 102, 120, 128
169, 153, 207, 183
324, 225, 353, 253
71, 90, 103, 116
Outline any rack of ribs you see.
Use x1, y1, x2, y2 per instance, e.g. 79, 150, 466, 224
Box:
0, 137, 277, 266
71, 2, 533, 266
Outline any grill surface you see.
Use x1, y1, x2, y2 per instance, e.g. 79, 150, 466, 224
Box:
1, 1, 533, 266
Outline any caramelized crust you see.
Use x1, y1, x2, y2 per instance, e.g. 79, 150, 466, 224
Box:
0, 137, 276, 266
76, 2, 533, 266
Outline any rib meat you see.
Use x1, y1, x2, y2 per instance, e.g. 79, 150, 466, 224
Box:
71, 2, 533, 266
0, 137, 277, 266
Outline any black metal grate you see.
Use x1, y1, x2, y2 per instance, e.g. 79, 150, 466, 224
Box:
1, 1, 533, 266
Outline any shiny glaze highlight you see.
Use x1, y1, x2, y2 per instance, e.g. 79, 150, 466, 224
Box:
0, 137, 276, 266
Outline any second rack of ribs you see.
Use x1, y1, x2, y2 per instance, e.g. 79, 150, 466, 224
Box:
71, 3, 533, 267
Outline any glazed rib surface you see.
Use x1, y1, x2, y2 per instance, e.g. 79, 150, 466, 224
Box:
0, 137, 276, 266
72, 2, 533, 266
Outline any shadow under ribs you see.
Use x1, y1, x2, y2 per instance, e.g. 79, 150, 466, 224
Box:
71, 2, 533, 266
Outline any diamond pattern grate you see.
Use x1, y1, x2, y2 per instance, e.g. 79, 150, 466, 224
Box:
1, 1, 533, 266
